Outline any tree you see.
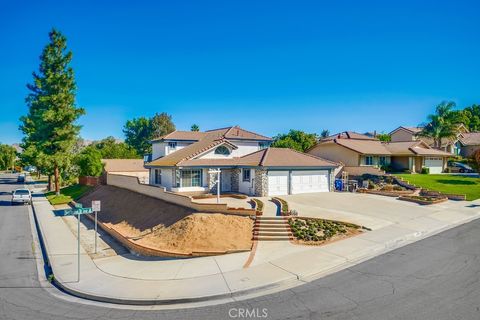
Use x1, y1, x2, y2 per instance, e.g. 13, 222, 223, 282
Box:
376, 132, 391, 142
123, 112, 175, 155
191, 124, 200, 132
271, 130, 318, 152
76, 147, 103, 177
320, 129, 330, 138
417, 101, 459, 150
151, 112, 175, 139
123, 117, 152, 155
0, 144, 16, 170
93, 137, 139, 159
462, 104, 480, 131
20, 29, 85, 194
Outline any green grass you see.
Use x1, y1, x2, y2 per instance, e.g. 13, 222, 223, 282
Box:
395, 174, 480, 201
45, 184, 92, 205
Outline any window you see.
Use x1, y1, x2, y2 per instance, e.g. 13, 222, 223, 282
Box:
214, 145, 230, 155
180, 169, 202, 187
154, 169, 161, 184
259, 142, 269, 150
379, 156, 387, 166
242, 169, 251, 182
365, 156, 373, 166
168, 142, 177, 150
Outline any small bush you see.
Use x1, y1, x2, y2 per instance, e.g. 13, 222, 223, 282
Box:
421, 167, 430, 174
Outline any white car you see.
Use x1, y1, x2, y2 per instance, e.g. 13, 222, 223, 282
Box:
11, 189, 32, 205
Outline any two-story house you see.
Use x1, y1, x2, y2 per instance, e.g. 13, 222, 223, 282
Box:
144, 126, 339, 196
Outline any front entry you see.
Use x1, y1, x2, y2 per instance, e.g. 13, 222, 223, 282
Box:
220, 170, 231, 192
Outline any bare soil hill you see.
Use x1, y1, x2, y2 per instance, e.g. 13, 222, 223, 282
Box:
78, 185, 253, 254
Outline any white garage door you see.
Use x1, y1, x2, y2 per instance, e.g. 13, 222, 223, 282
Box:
267, 171, 289, 196
424, 157, 443, 174
291, 170, 329, 194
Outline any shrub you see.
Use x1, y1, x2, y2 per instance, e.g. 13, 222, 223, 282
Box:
421, 167, 430, 174
273, 197, 289, 215
252, 198, 264, 213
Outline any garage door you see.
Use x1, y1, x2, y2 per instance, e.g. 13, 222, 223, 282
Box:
267, 171, 289, 196
424, 157, 443, 174
291, 170, 329, 194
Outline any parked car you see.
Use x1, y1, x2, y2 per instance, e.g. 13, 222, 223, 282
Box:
17, 174, 26, 183
448, 162, 475, 173
11, 189, 32, 205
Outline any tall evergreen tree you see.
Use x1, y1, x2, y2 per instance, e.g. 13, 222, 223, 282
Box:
191, 124, 200, 132
20, 29, 84, 194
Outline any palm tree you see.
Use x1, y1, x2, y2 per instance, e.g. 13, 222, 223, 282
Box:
417, 101, 459, 150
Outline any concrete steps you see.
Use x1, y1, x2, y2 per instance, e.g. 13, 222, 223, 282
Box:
253, 216, 293, 241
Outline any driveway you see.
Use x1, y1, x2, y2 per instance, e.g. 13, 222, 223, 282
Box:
282, 192, 473, 230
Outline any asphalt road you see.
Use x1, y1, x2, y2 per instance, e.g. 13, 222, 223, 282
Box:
0, 173, 479, 320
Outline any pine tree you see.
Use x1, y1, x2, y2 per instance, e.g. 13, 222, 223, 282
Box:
20, 29, 85, 194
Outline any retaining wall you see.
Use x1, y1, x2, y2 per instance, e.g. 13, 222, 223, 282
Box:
106, 173, 256, 216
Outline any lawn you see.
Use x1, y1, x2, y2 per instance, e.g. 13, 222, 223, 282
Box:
45, 184, 93, 205
395, 174, 480, 201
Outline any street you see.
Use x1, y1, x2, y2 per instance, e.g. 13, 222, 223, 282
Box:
0, 173, 479, 320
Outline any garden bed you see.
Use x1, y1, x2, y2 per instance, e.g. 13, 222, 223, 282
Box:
272, 197, 290, 216
398, 195, 448, 205
250, 198, 264, 215
191, 193, 248, 200
288, 217, 363, 245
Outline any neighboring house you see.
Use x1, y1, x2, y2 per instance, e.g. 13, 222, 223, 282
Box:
389, 125, 468, 155
308, 131, 451, 174
144, 126, 339, 196
102, 159, 149, 184
458, 132, 480, 157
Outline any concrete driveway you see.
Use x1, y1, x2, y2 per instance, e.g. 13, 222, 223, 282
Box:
282, 192, 472, 230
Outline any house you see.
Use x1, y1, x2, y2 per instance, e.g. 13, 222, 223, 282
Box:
458, 132, 480, 157
308, 131, 451, 174
389, 125, 468, 155
102, 159, 149, 184
144, 126, 339, 196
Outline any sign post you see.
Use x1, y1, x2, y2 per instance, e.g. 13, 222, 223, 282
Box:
91, 200, 101, 254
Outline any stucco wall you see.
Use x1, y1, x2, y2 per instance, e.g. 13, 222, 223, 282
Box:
390, 129, 415, 142
112, 171, 149, 184
308, 143, 360, 166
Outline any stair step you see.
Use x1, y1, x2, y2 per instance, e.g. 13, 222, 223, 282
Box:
254, 220, 289, 225
253, 236, 293, 241
254, 227, 289, 232
256, 217, 289, 220
254, 231, 293, 236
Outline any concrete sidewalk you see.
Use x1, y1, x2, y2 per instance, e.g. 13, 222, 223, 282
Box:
30, 186, 480, 306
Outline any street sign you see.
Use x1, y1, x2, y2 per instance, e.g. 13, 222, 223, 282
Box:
75, 207, 93, 215
92, 200, 101, 212
74, 203, 83, 209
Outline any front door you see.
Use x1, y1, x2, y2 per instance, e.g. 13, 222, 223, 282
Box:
221, 170, 231, 192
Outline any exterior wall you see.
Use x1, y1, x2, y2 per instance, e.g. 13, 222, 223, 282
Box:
239, 168, 255, 195
254, 169, 268, 197
461, 145, 480, 158
198, 141, 263, 159
231, 168, 241, 193
308, 143, 360, 166
390, 129, 415, 142
391, 156, 410, 172
415, 157, 423, 173
151, 141, 194, 160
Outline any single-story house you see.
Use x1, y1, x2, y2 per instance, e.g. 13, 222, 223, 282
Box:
144, 126, 339, 196
102, 159, 149, 184
308, 131, 451, 174
458, 132, 480, 158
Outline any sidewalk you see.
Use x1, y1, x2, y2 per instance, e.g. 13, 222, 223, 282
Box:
30, 186, 480, 306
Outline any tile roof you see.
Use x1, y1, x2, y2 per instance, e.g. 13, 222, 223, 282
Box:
179, 148, 339, 168
323, 131, 377, 141
459, 132, 480, 146
333, 139, 392, 155
206, 126, 273, 141
102, 159, 148, 172
151, 131, 206, 142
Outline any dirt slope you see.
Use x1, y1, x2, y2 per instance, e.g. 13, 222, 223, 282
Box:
79, 185, 253, 254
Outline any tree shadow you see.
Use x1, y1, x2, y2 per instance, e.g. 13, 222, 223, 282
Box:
436, 179, 476, 185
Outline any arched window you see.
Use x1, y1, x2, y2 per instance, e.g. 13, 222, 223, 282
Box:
214, 145, 230, 155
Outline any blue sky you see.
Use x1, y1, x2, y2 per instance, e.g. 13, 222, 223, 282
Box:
1, 0, 479, 144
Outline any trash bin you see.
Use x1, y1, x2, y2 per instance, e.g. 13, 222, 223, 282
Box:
335, 179, 343, 191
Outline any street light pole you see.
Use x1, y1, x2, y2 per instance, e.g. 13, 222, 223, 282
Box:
77, 212, 80, 282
